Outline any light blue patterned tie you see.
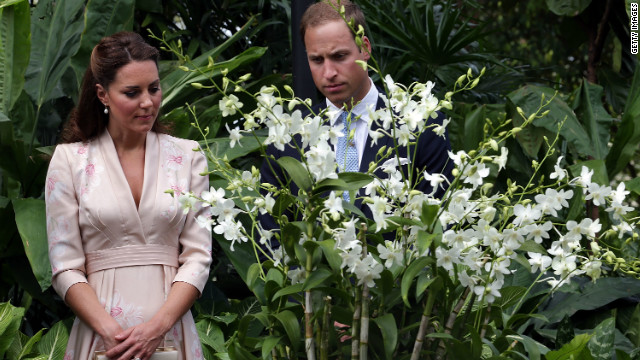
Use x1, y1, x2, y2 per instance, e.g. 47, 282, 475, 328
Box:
336, 112, 359, 201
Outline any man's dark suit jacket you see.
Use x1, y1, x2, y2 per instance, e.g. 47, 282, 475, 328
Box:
258, 96, 454, 231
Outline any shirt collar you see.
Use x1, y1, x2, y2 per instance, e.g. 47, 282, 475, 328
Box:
326, 78, 378, 124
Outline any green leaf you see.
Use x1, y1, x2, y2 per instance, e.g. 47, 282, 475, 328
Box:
0, 302, 25, 358
161, 46, 266, 110
13, 198, 50, 291
35, 320, 70, 360
626, 303, 640, 347
518, 240, 547, 254
545, 334, 594, 360
214, 234, 256, 284
626, 177, 640, 196
196, 318, 226, 353
506, 334, 549, 360
69, 0, 136, 88
571, 80, 613, 159
26, 0, 84, 106
200, 135, 265, 162
463, 105, 486, 152
18, 328, 45, 359
497, 286, 528, 309
615, 349, 633, 360
277, 156, 312, 192
372, 313, 398, 360
508, 85, 594, 158
261, 336, 282, 360
546, 0, 592, 16
606, 67, 640, 177
420, 204, 440, 229
401, 257, 433, 307
303, 268, 332, 290
317, 240, 342, 272
274, 310, 300, 352
506, 98, 547, 159
557, 315, 576, 348
587, 317, 615, 360
271, 283, 304, 302
415, 274, 436, 301
0, 0, 30, 114
539, 278, 640, 324
315, 172, 373, 193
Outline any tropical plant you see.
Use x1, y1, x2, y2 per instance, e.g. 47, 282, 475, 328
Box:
169, 10, 640, 356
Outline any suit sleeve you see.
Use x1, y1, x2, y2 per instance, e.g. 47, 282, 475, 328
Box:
173, 146, 212, 294
258, 144, 283, 232
415, 111, 454, 198
46, 146, 89, 300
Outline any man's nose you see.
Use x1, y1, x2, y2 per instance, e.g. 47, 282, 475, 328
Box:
323, 62, 338, 79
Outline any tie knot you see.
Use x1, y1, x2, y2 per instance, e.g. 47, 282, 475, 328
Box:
341, 112, 352, 133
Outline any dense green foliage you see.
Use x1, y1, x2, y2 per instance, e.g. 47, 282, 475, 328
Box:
0, 0, 639, 359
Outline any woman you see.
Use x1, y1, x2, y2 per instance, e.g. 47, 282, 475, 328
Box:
45, 31, 211, 360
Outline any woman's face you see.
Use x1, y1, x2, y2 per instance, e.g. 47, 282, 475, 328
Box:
96, 60, 162, 137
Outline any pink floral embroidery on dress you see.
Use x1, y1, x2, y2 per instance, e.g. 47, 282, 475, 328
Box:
63, 349, 74, 360
47, 215, 71, 274
76, 147, 104, 201
108, 291, 144, 328
45, 169, 67, 204
169, 155, 183, 165
161, 138, 187, 172
76, 143, 88, 156
85, 163, 96, 176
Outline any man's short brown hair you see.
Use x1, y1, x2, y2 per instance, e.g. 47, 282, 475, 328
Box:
300, 0, 367, 43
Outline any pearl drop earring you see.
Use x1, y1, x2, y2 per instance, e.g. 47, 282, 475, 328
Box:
104, 106, 109, 114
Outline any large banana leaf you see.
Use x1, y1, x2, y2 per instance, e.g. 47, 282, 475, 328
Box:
35, 320, 70, 360
571, 79, 614, 160
13, 198, 50, 291
0, 302, 25, 359
508, 85, 594, 158
0, 0, 30, 114
69, 0, 136, 92
606, 67, 640, 177
24, 0, 84, 149
25, 0, 84, 106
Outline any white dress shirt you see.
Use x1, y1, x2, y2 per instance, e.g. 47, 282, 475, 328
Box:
327, 78, 379, 167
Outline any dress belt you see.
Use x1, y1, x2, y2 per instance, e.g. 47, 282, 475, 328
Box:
85, 244, 179, 275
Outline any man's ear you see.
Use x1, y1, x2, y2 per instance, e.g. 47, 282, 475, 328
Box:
360, 35, 372, 61
96, 84, 108, 106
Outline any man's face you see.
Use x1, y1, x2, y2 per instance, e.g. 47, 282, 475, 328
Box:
304, 20, 371, 109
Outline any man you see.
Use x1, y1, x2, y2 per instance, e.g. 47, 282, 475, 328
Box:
259, 0, 453, 230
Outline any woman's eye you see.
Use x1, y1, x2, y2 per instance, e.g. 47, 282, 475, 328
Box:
150, 87, 160, 94
125, 91, 137, 98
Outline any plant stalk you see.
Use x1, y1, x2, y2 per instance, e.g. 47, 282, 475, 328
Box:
359, 283, 370, 360
305, 250, 316, 360
411, 289, 437, 360
351, 289, 361, 360
320, 296, 332, 360
434, 287, 471, 359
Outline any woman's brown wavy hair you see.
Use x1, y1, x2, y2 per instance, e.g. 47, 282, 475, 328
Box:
59, 31, 168, 144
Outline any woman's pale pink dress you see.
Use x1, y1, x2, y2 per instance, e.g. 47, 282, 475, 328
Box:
45, 130, 212, 360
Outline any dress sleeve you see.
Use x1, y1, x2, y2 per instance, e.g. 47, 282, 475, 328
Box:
45, 146, 89, 300
173, 147, 212, 294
